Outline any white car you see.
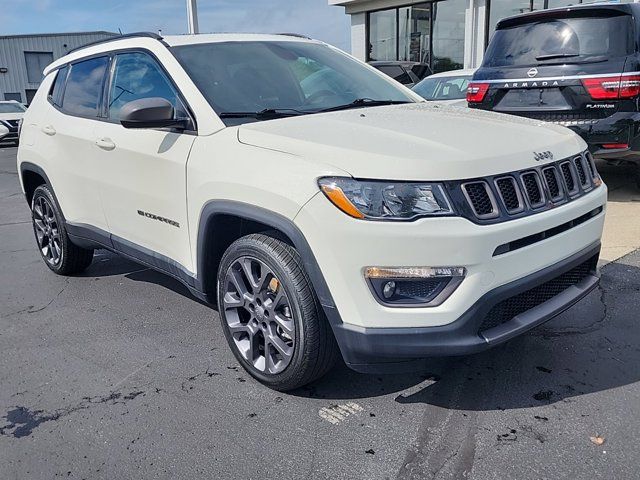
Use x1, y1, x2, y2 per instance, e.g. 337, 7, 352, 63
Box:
0, 100, 26, 143
412, 68, 476, 106
17, 33, 606, 390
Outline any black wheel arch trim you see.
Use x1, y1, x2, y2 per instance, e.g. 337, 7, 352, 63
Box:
196, 200, 340, 317
19, 162, 59, 208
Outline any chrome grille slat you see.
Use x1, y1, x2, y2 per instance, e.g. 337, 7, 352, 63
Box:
494, 176, 524, 214
560, 161, 579, 196
462, 181, 499, 219
542, 166, 564, 202
520, 171, 545, 208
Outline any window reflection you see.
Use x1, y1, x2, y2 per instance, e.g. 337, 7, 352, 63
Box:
369, 9, 397, 61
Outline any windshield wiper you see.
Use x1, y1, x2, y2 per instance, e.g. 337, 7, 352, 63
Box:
314, 98, 412, 113
535, 53, 580, 61
219, 108, 307, 119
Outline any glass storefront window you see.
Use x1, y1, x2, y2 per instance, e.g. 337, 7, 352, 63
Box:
432, 0, 466, 72
369, 9, 397, 61
367, 1, 466, 73
398, 3, 432, 63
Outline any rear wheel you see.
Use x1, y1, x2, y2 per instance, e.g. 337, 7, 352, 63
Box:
31, 185, 94, 275
217, 234, 338, 391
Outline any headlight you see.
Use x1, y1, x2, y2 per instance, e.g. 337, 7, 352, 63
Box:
318, 177, 455, 221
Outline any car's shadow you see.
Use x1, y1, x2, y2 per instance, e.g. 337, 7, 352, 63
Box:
80, 245, 640, 413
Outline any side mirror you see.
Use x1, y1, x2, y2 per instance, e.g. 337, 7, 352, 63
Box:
119, 97, 188, 130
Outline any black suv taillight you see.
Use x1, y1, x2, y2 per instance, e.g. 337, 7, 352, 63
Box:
582, 74, 640, 100
467, 82, 490, 103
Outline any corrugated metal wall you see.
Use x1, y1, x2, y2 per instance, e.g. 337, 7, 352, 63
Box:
0, 32, 117, 103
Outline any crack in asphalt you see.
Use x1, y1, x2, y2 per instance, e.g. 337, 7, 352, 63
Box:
1, 283, 68, 319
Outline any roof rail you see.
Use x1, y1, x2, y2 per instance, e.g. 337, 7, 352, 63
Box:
276, 33, 312, 40
67, 32, 165, 54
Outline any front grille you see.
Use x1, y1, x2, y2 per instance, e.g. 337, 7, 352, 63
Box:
453, 151, 599, 223
462, 182, 496, 218
542, 167, 562, 200
573, 156, 588, 187
479, 255, 598, 332
5, 119, 19, 128
560, 162, 577, 195
521, 171, 544, 207
495, 177, 522, 213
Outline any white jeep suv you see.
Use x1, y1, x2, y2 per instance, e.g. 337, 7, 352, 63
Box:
17, 33, 607, 391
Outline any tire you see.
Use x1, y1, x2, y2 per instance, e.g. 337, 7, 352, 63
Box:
31, 184, 94, 275
217, 233, 339, 391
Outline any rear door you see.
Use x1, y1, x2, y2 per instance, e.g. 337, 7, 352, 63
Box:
469, 7, 637, 123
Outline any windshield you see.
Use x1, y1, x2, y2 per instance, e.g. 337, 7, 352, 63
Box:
413, 75, 472, 101
171, 41, 415, 124
0, 103, 25, 114
483, 13, 633, 68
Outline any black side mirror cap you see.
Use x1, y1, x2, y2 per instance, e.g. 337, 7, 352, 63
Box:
119, 97, 188, 130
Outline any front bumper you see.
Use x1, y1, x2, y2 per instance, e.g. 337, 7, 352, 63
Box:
295, 181, 606, 373
332, 243, 599, 372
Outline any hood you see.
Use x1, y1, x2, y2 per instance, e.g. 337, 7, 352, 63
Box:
237, 103, 585, 181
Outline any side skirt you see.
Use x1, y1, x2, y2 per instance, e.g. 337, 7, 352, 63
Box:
66, 222, 211, 304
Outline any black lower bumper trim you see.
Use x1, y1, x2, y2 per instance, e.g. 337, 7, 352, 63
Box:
332, 243, 600, 374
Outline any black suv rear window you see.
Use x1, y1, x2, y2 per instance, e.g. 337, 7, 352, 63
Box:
483, 12, 633, 68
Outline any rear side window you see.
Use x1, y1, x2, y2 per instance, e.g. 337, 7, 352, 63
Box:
483, 13, 634, 68
107, 52, 183, 121
62, 56, 109, 117
48, 66, 68, 107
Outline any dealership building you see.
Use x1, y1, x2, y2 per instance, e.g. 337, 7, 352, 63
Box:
329, 0, 638, 73
0, 31, 116, 104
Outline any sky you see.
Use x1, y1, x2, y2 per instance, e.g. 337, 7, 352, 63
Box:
3, 0, 351, 50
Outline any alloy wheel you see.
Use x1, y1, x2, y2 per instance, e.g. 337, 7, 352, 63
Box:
222, 256, 295, 374
33, 196, 62, 267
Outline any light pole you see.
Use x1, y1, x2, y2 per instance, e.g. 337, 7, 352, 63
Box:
186, 0, 199, 34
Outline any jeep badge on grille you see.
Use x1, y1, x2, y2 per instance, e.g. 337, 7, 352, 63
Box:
533, 151, 554, 162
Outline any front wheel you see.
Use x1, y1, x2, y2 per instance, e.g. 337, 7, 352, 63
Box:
217, 234, 338, 391
31, 185, 94, 275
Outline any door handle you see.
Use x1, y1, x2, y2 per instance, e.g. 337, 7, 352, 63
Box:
95, 137, 116, 151
41, 124, 56, 136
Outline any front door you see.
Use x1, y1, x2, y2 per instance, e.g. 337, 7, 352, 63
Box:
94, 51, 196, 273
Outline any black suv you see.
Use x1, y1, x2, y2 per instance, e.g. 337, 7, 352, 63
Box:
469, 3, 640, 188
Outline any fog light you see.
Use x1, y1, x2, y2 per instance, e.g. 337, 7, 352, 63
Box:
365, 266, 466, 307
382, 281, 396, 299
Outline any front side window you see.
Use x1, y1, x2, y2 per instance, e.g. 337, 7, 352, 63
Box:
62, 57, 109, 117
108, 52, 183, 121
172, 41, 414, 125
413, 75, 472, 101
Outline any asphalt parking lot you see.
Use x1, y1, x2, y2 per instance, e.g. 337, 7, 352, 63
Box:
1, 145, 639, 480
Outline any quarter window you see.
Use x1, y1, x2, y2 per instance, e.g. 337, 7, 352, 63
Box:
62, 57, 109, 117
108, 52, 183, 121
49, 66, 68, 107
